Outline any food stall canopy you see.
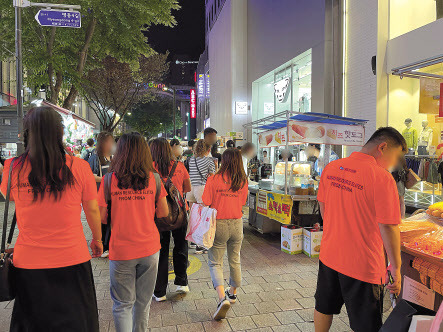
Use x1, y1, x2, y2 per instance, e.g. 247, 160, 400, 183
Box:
258, 112, 368, 131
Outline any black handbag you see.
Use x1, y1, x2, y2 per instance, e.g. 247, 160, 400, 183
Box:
0, 158, 17, 302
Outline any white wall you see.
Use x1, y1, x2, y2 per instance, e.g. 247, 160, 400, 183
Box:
344, 0, 378, 155
247, 0, 326, 118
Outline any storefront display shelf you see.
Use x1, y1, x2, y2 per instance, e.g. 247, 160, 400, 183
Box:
401, 245, 443, 268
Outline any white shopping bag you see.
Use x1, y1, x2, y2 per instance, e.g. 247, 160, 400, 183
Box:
186, 204, 217, 249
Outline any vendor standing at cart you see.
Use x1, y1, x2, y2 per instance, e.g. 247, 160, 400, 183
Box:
305, 143, 339, 177
314, 127, 405, 332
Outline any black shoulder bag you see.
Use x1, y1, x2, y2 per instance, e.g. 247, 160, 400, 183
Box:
194, 157, 207, 183
0, 158, 18, 301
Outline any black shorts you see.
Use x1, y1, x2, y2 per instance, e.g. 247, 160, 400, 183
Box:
314, 260, 383, 332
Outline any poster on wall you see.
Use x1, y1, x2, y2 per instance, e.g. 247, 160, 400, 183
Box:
256, 190, 292, 225
288, 120, 365, 146
419, 78, 443, 115
258, 127, 287, 148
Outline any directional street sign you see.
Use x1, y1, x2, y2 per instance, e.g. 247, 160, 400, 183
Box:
34, 9, 81, 28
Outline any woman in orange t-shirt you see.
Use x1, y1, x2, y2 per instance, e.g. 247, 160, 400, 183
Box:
98, 133, 169, 332
202, 148, 248, 320
149, 138, 191, 301
0, 107, 103, 331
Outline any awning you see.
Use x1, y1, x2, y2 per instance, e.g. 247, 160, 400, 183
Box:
258, 112, 368, 131
42, 100, 96, 128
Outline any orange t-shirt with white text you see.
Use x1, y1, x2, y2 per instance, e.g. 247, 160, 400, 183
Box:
317, 152, 401, 285
98, 172, 167, 261
0, 156, 97, 269
202, 174, 248, 220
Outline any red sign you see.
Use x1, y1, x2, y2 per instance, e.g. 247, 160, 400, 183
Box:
190, 89, 196, 119
440, 83, 443, 118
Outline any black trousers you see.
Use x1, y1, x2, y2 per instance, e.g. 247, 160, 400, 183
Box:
10, 260, 99, 332
154, 225, 188, 297
102, 223, 110, 252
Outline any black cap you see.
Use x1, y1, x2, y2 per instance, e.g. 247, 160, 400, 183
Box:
405, 118, 412, 124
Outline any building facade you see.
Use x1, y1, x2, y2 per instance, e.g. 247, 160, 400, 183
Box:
196, 0, 328, 141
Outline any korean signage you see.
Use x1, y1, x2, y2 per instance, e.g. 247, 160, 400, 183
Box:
35, 9, 81, 28
256, 190, 292, 225
258, 127, 287, 148
197, 75, 205, 98
288, 120, 365, 146
190, 89, 196, 119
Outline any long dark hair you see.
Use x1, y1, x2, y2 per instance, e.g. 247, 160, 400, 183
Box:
110, 133, 154, 190
149, 138, 174, 178
216, 148, 247, 192
18, 107, 74, 201
96, 131, 113, 164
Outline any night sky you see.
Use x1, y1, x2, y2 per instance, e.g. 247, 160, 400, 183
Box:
147, 0, 205, 60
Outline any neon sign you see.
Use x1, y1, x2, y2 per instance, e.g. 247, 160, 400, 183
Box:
190, 89, 196, 119
146, 82, 169, 91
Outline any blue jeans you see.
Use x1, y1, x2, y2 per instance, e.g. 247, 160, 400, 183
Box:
110, 251, 159, 332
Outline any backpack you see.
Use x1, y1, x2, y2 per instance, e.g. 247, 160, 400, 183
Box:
103, 171, 161, 246
154, 161, 188, 232
83, 148, 93, 162
184, 156, 191, 172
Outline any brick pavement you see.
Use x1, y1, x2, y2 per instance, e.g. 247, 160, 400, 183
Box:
0, 205, 368, 331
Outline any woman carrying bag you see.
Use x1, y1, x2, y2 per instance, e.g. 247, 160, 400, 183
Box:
202, 148, 248, 320
187, 139, 215, 254
98, 133, 169, 332
0, 107, 103, 331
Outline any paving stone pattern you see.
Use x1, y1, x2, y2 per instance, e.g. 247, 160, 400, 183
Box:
0, 205, 358, 331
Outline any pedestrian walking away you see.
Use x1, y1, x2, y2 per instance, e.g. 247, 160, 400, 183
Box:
0, 106, 103, 332
314, 127, 406, 332
98, 133, 169, 332
202, 148, 248, 320
88, 131, 115, 257
150, 138, 192, 302
187, 139, 216, 254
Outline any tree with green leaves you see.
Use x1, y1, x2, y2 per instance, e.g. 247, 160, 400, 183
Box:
124, 97, 183, 139
80, 53, 168, 132
0, 0, 179, 109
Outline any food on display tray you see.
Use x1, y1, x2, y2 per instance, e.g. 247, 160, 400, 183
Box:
404, 228, 443, 258
399, 220, 440, 243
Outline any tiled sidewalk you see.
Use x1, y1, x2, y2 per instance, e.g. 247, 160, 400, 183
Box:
0, 207, 353, 332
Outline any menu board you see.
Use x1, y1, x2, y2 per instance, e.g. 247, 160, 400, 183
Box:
258, 128, 288, 148
288, 120, 365, 146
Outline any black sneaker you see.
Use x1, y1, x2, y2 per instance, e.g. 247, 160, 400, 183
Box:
213, 298, 231, 320
195, 246, 207, 254
225, 290, 237, 304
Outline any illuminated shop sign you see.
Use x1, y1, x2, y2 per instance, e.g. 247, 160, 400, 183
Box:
235, 101, 248, 115
146, 82, 169, 92
190, 89, 196, 119
205, 74, 210, 98
198, 74, 205, 98
264, 102, 274, 115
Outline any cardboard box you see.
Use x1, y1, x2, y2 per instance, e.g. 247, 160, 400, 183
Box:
303, 227, 323, 257
281, 225, 303, 255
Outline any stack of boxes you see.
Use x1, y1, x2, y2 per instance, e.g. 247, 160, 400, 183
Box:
281, 225, 323, 257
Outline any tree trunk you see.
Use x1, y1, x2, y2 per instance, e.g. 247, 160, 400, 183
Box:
62, 17, 97, 110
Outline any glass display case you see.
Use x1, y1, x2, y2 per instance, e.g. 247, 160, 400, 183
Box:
273, 161, 314, 194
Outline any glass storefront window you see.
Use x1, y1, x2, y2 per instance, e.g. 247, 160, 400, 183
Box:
390, 0, 442, 39
251, 48, 312, 123
388, 61, 443, 208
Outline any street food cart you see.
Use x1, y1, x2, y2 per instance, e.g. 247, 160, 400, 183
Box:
243, 111, 368, 233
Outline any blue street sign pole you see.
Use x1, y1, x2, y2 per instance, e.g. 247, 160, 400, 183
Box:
12, 0, 81, 154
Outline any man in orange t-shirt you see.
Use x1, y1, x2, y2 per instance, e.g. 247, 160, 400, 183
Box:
314, 127, 406, 332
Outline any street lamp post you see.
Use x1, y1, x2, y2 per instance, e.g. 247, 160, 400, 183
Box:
14, 2, 23, 155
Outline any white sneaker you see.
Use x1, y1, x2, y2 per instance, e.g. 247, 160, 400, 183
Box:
213, 299, 231, 320
152, 294, 166, 302
176, 285, 190, 293
100, 250, 109, 258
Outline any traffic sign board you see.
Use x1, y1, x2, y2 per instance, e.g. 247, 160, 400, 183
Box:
34, 9, 81, 28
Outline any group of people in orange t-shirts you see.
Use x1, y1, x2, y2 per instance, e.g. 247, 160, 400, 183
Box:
0, 106, 249, 331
